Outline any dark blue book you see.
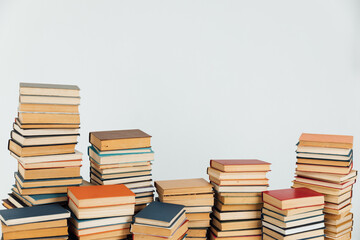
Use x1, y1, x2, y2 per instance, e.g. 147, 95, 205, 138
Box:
134, 201, 185, 227
0, 204, 70, 226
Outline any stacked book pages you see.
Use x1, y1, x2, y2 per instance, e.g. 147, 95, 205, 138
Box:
207, 159, 271, 240
89, 129, 154, 213
262, 188, 325, 240
3, 83, 82, 209
131, 201, 188, 240
292, 133, 357, 240
155, 178, 213, 240
67, 184, 135, 240
0, 204, 70, 240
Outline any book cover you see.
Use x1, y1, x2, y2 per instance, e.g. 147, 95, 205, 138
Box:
135, 201, 185, 224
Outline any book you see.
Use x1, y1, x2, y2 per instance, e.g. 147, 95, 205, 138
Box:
209, 232, 261, 240
89, 129, 151, 151
262, 213, 325, 228
70, 222, 130, 236
209, 176, 269, 186
210, 159, 271, 172
0, 204, 70, 225
207, 167, 267, 180
19, 103, 79, 113
263, 203, 324, 217
262, 208, 324, 222
11, 150, 83, 164
215, 201, 262, 212
211, 217, 261, 231
18, 164, 81, 179
262, 221, 325, 235
69, 215, 132, 229
210, 225, 261, 238
298, 133, 353, 149
211, 182, 268, 193
296, 163, 352, 175
215, 194, 262, 205
13, 122, 79, 136
68, 199, 135, 219
212, 209, 260, 221
9, 140, 76, 157
16, 118, 79, 129
19, 159, 83, 169
262, 227, 325, 240
155, 178, 213, 195
294, 176, 356, 189
132, 220, 188, 240
296, 145, 351, 156
15, 172, 82, 188
19, 83, 80, 97
67, 184, 135, 208
262, 188, 324, 210
19, 95, 80, 105
134, 202, 185, 227
11, 131, 79, 146
2, 226, 68, 239
1, 219, 67, 233
18, 112, 80, 124
88, 146, 154, 164
295, 170, 357, 183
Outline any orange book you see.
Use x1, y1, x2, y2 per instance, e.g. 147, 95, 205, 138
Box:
299, 133, 353, 149
68, 184, 135, 208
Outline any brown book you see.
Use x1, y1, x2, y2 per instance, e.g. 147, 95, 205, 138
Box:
295, 170, 357, 183
207, 167, 267, 180
75, 229, 130, 240
89, 129, 151, 151
262, 208, 324, 222
16, 182, 69, 195
16, 118, 79, 129
210, 226, 261, 238
292, 182, 352, 196
18, 112, 80, 124
325, 212, 352, 226
70, 223, 130, 237
9, 140, 76, 157
262, 202, 323, 216
216, 194, 262, 205
298, 133, 353, 149
155, 178, 213, 196
18, 164, 80, 180
1, 219, 66, 233
186, 212, 210, 221
159, 196, 214, 207
296, 158, 351, 167
187, 228, 207, 238
2, 226, 68, 239
218, 192, 262, 197
213, 208, 260, 221
133, 221, 188, 240
210, 232, 261, 240
294, 176, 355, 190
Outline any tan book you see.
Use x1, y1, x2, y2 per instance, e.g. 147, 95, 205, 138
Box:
298, 133, 353, 149
19, 95, 80, 105
325, 212, 352, 226
90, 162, 151, 174
212, 217, 261, 231
2, 200, 16, 209
210, 226, 261, 238
16, 182, 69, 195
90, 129, 151, 151
325, 219, 353, 233
292, 182, 352, 196
210, 233, 261, 240
188, 219, 210, 228
296, 163, 352, 175
15, 173, 82, 188
1, 219, 67, 233
263, 214, 324, 228
295, 170, 357, 183
207, 167, 267, 180
19, 112, 80, 124
216, 194, 262, 204
323, 204, 352, 215
160, 193, 213, 201
262, 208, 323, 222
215, 201, 262, 211
218, 192, 262, 197
70, 222, 130, 236
9, 140, 76, 157
19, 83, 80, 97
155, 178, 213, 195
3, 226, 68, 239
209, 176, 269, 186
11, 131, 78, 146
19, 103, 79, 113
263, 227, 324, 240
16, 118, 79, 129
20, 160, 82, 170
210, 159, 271, 172
90, 159, 150, 170
324, 226, 352, 238
213, 209, 260, 221
13, 122, 79, 136
263, 202, 324, 216
296, 158, 351, 167
159, 197, 214, 207
133, 221, 188, 240
294, 176, 356, 190
187, 228, 207, 237
325, 198, 351, 210
75, 229, 130, 240
18, 164, 80, 180
186, 212, 210, 221
324, 211, 351, 221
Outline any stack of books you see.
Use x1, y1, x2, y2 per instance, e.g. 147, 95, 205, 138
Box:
207, 159, 271, 240
0, 204, 71, 240
292, 133, 357, 239
67, 184, 136, 239
3, 83, 82, 209
131, 201, 188, 240
155, 178, 213, 240
88, 129, 155, 213
262, 188, 325, 240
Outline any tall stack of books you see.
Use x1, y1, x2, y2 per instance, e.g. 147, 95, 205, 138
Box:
67, 184, 135, 240
0, 204, 71, 240
155, 178, 214, 240
131, 201, 189, 240
88, 129, 155, 213
262, 188, 325, 240
207, 159, 271, 240
292, 133, 357, 239
3, 83, 82, 209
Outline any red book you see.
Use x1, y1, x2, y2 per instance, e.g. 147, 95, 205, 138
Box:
262, 188, 324, 210
210, 159, 271, 172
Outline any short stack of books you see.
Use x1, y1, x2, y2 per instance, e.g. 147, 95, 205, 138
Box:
67, 184, 135, 240
292, 133, 357, 239
131, 201, 188, 240
262, 188, 325, 240
155, 178, 214, 240
207, 159, 271, 240
88, 129, 155, 213
0, 204, 71, 240
3, 83, 82, 209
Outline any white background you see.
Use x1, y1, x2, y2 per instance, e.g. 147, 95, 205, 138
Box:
0, 0, 359, 238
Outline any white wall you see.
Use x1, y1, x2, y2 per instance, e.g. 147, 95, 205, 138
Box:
0, 0, 359, 237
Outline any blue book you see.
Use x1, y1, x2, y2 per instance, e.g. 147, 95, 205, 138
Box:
134, 201, 185, 227
0, 204, 70, 226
